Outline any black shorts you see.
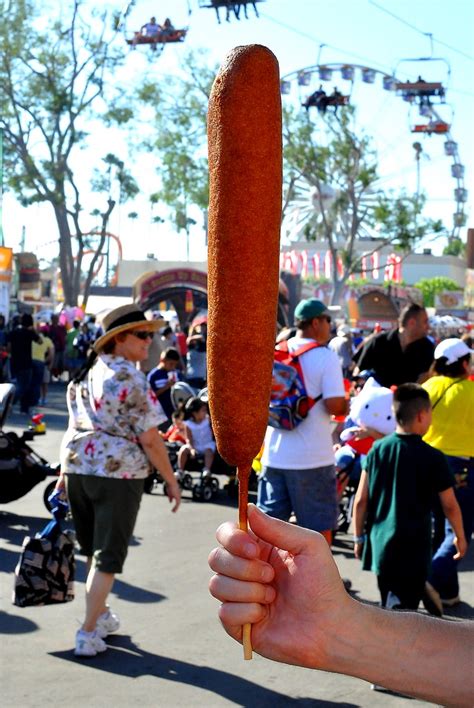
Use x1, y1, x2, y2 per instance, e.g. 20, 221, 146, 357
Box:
65, 474, 144, 573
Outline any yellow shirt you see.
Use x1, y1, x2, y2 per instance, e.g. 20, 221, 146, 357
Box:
422, 375, 474, 457
32, 335, 54, 364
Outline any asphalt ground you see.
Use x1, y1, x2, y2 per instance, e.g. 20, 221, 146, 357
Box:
0, 381, 472, 707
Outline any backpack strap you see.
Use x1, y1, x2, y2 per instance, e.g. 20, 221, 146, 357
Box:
431, 378, 463, 410
291, 342, 322, 358
275, 340, 322, 357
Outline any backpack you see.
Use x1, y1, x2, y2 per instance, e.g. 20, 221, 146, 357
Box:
268, 341, 322, 430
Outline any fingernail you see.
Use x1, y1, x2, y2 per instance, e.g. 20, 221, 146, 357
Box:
261, 565, 273, 582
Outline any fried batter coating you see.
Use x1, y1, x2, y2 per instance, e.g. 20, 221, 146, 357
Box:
207, 45, 282, 467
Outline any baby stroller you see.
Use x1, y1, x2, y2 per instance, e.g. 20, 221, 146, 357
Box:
143, 440, 195, 495
334, 443, 362, 536
0, 384, 60, 510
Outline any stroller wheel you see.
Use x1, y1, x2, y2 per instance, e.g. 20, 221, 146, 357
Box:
43, 480, 57, 512
201, 483, 214, 502
192, 484, 202, 501
182, 473, 193, 490
210, 477, 219, 493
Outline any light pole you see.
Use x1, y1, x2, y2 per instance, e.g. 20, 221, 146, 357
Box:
413, 141, 423, 201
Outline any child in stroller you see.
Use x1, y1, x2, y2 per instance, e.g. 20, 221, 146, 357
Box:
161, 408, 186, 445
175, 397, 219, 501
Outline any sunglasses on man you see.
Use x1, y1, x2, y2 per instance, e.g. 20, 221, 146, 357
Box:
131, 331, 155, 340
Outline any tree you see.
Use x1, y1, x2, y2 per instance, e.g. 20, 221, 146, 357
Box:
135, 51, 215, 258
443, 238, 465, 257
0, 0, 138, 306
414, 276, 461, 308
283, 106, 445, 304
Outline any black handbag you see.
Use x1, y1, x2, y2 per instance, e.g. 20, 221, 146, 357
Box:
12, 516, 75, 607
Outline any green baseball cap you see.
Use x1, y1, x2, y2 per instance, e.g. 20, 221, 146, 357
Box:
294, 298, 331, 322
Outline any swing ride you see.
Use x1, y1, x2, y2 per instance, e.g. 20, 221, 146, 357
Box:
119, 0, 265, 50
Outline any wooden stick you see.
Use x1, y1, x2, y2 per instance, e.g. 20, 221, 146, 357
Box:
237, 464, 253, 660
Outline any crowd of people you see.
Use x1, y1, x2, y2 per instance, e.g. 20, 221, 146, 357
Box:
0, 312, 103, 414
0, 309, 209, 417
12, 297, 470, 701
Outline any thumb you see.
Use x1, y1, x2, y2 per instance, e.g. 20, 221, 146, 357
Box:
247, 504, 321, 556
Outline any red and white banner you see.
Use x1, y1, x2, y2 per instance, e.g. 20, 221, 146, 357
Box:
279, 249, 401, 283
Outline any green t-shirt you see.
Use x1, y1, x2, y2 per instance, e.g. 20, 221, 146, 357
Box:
362, 432, 454, 581
65, 328, 79, 358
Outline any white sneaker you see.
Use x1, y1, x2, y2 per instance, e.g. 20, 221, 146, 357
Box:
96, 609, 121, 638
74, 629, 107, 657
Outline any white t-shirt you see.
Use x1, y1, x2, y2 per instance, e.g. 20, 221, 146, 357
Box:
186, 416, 215, 453
261, 337, 344, 470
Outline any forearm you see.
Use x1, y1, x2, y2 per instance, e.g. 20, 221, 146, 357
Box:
443, 502, 466, 543
323, 599, 474, 706
142, 438, 175, 484
153, 384, 171, 396
352, 498, 367, 537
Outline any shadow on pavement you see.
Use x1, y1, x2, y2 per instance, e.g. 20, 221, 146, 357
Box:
0, 511, 167, 607
0, 610, 39, 635
51, 636, 358, 707
72, 555, 168, 605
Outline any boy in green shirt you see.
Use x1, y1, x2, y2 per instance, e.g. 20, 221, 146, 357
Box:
353, 383, 466, 611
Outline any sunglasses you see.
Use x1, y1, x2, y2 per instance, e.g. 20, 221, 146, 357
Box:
130, 331, 155, 341
318, 315, 332, 324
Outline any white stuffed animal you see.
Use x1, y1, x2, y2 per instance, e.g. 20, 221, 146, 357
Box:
340, 377, 395, 454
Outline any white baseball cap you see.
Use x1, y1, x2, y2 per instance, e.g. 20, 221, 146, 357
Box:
434, 338, 471, 365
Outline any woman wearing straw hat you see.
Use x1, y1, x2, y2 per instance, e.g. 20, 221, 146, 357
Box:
56, 304, 181, 657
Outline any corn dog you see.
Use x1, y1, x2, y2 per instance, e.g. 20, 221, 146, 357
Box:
207, 45, 282, 660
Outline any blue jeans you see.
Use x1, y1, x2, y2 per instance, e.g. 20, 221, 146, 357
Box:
14, 367, 33, 413
429, 456, 474, 600
257, 464, 338, 532
31, 360, 45, 407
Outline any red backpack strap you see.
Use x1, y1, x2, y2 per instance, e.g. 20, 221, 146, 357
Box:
275, 341, 320, 358
291, 342, 321, 358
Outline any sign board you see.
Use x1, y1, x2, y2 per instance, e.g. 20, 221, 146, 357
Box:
435, 290, 465, 310
134, 268, 208, 309
0, 247, 13, 283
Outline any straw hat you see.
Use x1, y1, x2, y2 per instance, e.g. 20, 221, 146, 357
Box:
93, 304, 161, 353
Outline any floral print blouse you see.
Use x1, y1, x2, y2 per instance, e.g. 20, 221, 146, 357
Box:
60, 355, 166, 479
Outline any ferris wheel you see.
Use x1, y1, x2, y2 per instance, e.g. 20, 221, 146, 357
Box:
280, 59, 467, 245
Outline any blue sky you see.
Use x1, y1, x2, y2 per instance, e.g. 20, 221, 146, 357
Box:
4, 0, 473, 267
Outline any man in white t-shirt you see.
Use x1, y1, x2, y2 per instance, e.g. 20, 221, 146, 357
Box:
258, 298, 348, 544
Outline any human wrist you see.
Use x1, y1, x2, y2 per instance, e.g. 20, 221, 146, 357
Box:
313, 594, 361, 672
353, 534, 366, 544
